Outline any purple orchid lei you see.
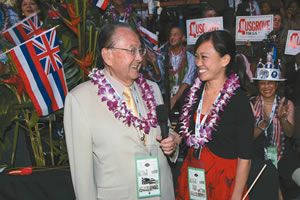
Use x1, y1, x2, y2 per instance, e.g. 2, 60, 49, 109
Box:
111, 5, 133, 23
179, 74, 240, 148
89, 69, 158, 134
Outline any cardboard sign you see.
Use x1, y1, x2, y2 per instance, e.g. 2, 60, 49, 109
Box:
186, 17, 223, 45
285, 30, 300, 55
236, 15, 273, 41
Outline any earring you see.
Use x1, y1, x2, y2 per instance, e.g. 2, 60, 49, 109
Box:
22, 13, 25, 16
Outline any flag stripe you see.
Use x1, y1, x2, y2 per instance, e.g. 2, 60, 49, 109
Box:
48, 73, 64, 108
10, 48, 45, 116
25, 41, 59, 112
93, 0, 108, 10
21, 43, 55, 115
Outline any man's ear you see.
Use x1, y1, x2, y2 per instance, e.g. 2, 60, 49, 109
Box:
101, 48, 113, 66
222, 54, 231, 67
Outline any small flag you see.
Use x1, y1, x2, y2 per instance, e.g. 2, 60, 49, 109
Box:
8, 27, 68, 116
138, 25, 158, 49
92, 0, 108, 10
3, 13, 42, 45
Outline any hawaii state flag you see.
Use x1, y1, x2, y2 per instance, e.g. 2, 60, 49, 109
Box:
8, 27, 68, 116
3, 13, 41, 45
138, 26, 158, 49
92, 0, 108, 10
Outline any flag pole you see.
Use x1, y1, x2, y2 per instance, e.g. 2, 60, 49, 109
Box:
242, 164, 267, 200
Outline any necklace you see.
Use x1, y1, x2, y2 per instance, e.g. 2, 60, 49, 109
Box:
179, 74, 240, 147
263, 101, 274, 105
89, 69, 158, 134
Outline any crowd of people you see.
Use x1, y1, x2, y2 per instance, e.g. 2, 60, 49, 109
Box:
0, 0, 300, 199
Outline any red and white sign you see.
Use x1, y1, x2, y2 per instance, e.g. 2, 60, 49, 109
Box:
285, 30, 300, 55
236, 15, 273, 41
186, 17, 223, 45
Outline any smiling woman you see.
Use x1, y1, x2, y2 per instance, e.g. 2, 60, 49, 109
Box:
250, 57, 300, 199
176, 30, 254, 200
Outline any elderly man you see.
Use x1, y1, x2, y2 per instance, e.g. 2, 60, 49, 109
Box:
64, 23, 178, 200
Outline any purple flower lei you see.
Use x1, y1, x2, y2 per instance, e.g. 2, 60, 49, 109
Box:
90, 69, 158, 134
179, 74, 240, 148
111, 5, 133, 23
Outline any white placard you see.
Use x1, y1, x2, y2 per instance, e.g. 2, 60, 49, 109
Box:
284, 30, 300, 55
236, 15, 273, 41
186, 17, 223, 45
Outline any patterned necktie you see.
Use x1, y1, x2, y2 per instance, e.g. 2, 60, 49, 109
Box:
123, 87, 147, 145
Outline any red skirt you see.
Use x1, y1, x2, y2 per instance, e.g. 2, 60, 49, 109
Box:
175, 147, 249, 200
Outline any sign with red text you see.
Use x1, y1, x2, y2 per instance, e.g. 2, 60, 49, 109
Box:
236, 15, 273, 41
285, 30, 300, 55
186, 17, 223, 45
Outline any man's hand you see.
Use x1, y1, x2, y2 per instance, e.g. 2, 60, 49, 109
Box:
156, 134, 176, 155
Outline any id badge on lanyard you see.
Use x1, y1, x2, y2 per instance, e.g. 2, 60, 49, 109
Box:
262, 96, 278, 168
135, 156, 161, 198
266, 146, 278, 168
188, 86, 220, 200
188, 167, 207, 200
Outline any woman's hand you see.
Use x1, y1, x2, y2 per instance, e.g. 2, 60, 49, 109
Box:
277, 97, 288, 120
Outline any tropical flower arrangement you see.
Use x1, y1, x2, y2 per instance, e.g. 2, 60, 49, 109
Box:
0, 0, 111, 167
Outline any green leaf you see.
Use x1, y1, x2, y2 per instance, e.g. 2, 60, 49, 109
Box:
28, 111, 40, 128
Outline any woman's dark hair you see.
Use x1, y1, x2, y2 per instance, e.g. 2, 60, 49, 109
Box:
16, 0, 44, 21
193, 30, 251, 91
97, 22, 138, 69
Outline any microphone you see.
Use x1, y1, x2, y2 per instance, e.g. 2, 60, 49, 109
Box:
156, 104, 169, 139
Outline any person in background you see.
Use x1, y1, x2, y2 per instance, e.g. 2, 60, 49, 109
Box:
175, 30, 253, 200
64, 23, 178, 200
285, 52, 300, 156
251, 12, 288, 77
16, 0, 45, 21
140, 49, 161, 82
260, 1, 273, 15
101, 0, 142, 27
201, 4, 217, 18
250, 59, 300, 200
283, 0, 300, 30
158, 25, 197, 111
236, 0, 261, 16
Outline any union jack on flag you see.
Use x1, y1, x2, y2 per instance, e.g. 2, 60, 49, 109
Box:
3, 13, 42, 45
8, 27, 68, 116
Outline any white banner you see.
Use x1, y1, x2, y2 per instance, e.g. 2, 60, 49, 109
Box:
236, 15, 273, 42
284, 30, 300, 55
186, 17, 223, 45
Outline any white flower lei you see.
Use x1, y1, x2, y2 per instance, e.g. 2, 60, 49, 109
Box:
179, 74, 240, 147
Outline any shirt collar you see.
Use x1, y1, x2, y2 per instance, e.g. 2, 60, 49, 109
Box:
103, 68, 135, 98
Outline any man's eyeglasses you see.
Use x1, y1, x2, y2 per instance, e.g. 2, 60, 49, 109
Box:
110, 47, 147, 57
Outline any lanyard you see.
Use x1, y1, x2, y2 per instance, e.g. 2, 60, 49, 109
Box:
195, 85, 221, 148
261, 95, 277, 136
133, 86, 145, 140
